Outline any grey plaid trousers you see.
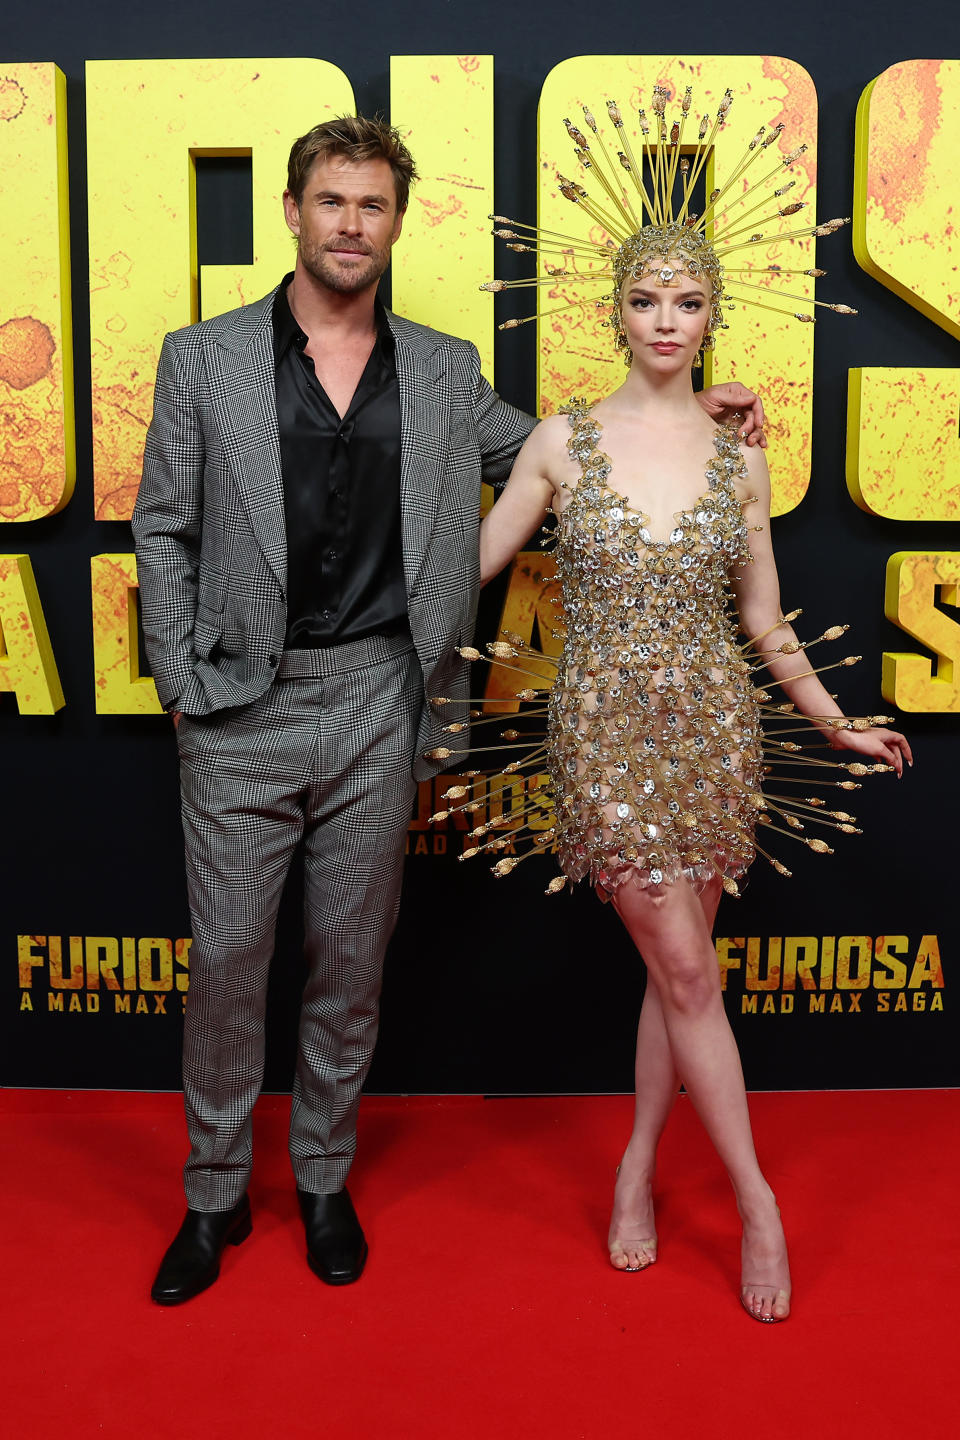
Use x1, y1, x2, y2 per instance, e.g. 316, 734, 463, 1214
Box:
176, 632, 420, 1210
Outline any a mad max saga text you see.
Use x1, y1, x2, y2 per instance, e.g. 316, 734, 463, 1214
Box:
406, 772, 553, 857
17, 935, 192, 1014
717, 935, 945, 1015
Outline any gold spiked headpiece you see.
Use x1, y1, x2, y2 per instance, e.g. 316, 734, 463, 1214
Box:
482, 87, 855, 362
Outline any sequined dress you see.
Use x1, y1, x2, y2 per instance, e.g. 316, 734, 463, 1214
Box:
434, 403, 889, 894
547, 403, 762, 896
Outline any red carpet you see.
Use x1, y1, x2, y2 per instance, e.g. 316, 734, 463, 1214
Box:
2, 1088, 956, 1439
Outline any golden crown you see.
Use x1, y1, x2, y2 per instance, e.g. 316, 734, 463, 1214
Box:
481, 87, 856, 354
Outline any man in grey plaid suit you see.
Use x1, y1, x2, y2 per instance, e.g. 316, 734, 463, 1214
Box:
134, 115, 764, 1305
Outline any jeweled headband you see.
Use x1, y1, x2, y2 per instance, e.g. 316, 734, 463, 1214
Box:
481, 88, 855, 360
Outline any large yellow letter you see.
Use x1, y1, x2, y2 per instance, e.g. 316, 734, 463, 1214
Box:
90, 553, 163, 714
390, 56, 494, 377
0, 64, 75, 521
483, 552, 561, 713
86, 58, 355, 521
849, 61, 960, 520
882, 551, 960, 711
0, 555, 65, 713
536, 56, 819, 515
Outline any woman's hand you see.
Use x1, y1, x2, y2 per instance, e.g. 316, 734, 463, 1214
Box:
826, 723, 913, 777
697, 382, 766, 446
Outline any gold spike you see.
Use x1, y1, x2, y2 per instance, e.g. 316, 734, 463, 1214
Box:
498, 296, 599, 331
724, 292, 817, 323
545, 875, 568, 895
580, 105, 640, 229
556, 174, 629, 241
664, 96, 690, 215
724, 266, 826, 278
695, 127, 786, 231
491, 215, 616, 250
720, 202, 808, 243
679, 103, 728, 222
564, 117, 590, 150
721, 217, 844, 254
616, 123, 657, 221
742, 609, 803, 651
722, 280, 857, 317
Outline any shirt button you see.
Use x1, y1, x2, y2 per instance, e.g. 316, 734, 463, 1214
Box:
328, 548, 337, 560
268, 653, 278, 666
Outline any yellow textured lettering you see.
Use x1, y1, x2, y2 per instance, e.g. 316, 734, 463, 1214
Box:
0, 63, 75, 521
87, 58, 354, 520
0, 556, 65, 713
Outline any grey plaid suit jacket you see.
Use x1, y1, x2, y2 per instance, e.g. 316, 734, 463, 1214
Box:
132, 287, 535, 781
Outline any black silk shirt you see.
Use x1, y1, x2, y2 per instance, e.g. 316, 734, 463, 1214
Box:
272, 277, 408, 648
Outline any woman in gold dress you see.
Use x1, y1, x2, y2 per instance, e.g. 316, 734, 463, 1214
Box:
474, 200, 911, 1321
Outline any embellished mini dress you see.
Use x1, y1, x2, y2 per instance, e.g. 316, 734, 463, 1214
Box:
432, 402, 881, 894
548, 403, 762, 897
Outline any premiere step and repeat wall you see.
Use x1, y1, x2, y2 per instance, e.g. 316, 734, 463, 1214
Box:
2, 3, 958, 1092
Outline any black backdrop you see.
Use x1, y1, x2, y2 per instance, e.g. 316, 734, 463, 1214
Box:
2, 4, 958, 1094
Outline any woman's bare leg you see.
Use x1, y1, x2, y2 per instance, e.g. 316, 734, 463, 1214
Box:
611, 874, 790, 1321
608, 878, 722, 1270
608, 978, 674, 1269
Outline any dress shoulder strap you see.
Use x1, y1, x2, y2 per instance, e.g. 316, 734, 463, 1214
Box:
558, 399, 612, 482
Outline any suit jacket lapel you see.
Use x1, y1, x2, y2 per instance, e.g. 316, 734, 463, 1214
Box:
388, 311, 447, 599
205, 290, 286, 594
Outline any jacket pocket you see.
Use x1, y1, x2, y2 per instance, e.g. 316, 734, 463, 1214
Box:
193, 600, 222, 660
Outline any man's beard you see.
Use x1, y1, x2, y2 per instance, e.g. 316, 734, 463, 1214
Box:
298, 236, 392, 294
